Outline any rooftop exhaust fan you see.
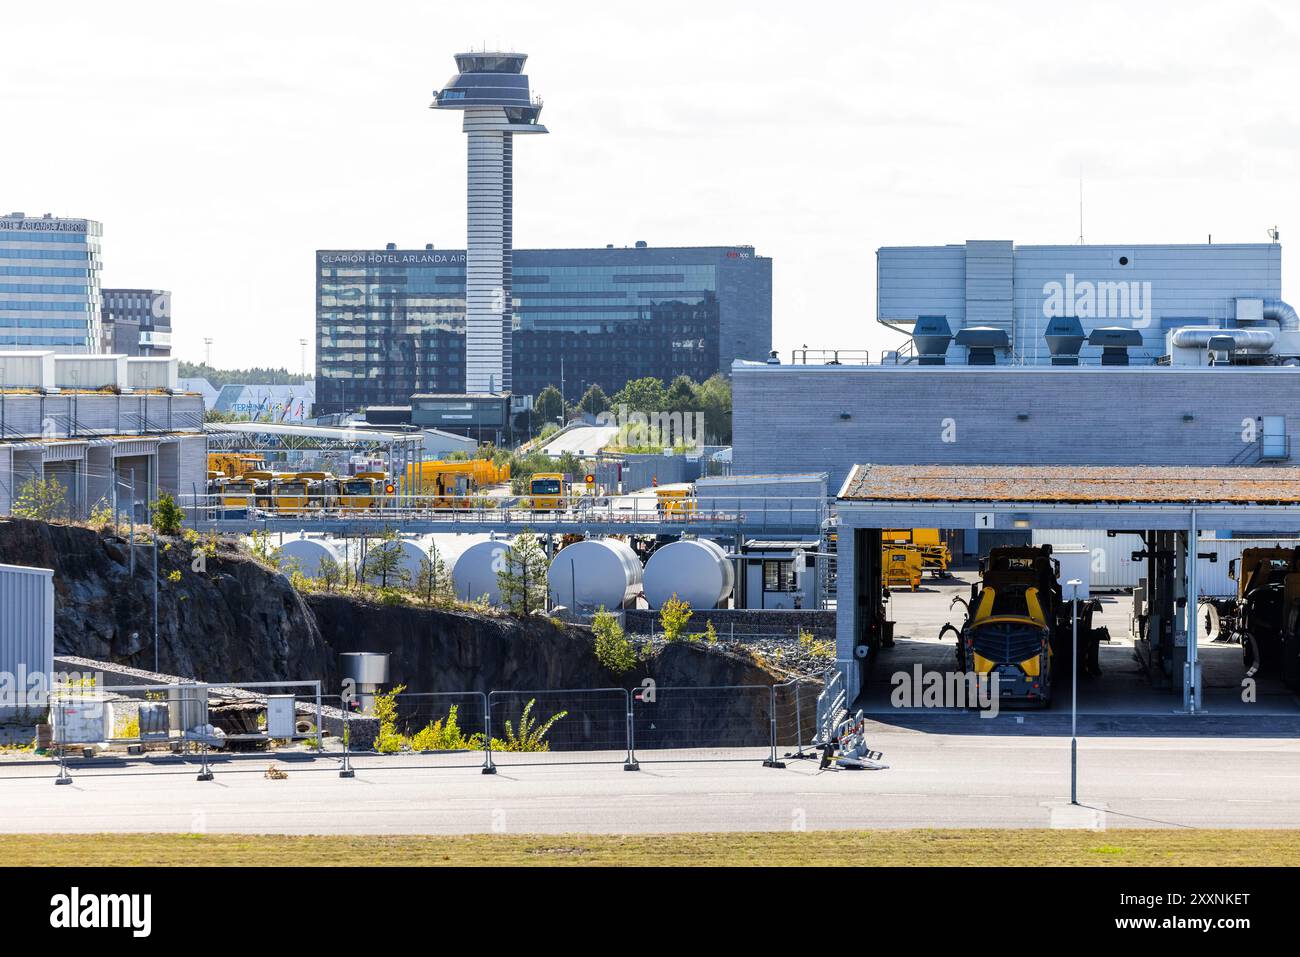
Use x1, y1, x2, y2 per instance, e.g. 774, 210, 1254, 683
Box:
954, 326, 1009, 365
1044, 315, 1086, 366
1088, 326, 1143, 366
911, 315, 952, 365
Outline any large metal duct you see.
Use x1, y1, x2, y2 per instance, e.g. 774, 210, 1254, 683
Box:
1170, 327, 1277, 353
1264, 299, 1299, 332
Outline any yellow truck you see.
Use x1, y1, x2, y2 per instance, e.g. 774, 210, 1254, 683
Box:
528, 472, 568, 511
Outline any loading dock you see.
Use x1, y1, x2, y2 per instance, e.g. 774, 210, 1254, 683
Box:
835, 465, 1300, 712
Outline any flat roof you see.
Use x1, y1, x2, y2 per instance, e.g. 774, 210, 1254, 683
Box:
840, 465, 1300, 506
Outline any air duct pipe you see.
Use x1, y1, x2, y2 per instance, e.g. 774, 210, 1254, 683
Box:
1263, 299, 1299, 332
1170, 327, 1277, 353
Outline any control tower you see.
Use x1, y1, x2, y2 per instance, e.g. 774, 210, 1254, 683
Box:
432, 51, 547, 394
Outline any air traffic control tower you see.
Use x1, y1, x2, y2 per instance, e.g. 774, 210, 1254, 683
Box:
432, 51, 548, 395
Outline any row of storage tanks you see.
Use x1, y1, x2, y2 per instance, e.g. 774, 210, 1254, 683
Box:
275, 534, 735, 610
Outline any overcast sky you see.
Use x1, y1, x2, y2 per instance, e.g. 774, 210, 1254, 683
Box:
4, 0, 1297, 372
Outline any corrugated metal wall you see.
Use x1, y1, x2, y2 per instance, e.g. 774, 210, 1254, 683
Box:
733, 364, 1300, 491
875, 241, 1281, 365
0, 563, 55, 696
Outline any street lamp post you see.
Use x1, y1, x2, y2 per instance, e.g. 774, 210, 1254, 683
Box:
1068, 578, 1082, 805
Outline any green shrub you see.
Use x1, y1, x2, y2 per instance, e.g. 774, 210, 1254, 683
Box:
151, 493, 185, 536
659, 594, 693, 642
592, 608, 636, 674
410, 705, 483, 752
491, 699, 567, 752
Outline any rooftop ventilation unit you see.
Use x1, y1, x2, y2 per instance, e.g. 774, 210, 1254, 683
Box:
1088, 326, 1143, 366
954, 326, 1008, 365
1044, 315, 1086, 366
911, 315, 952, 365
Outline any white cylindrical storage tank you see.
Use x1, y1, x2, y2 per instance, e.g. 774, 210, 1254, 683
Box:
356, 536, 430, 586
452, 538, 515, 605
548, 539, 643, 613
279, 537, 346, 578
643, 539, 734, 610
0, 563, 54, 723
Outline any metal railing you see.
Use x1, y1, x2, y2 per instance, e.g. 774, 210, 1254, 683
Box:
178, 492, 830, 533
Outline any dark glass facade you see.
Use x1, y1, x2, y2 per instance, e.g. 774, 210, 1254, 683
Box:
315, 245, 771, 415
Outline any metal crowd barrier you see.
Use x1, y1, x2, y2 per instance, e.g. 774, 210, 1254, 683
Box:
19, 677, 828, 785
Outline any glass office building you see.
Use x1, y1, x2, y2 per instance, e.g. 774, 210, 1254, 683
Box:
101, 288, 173, 356
0, 213, 103, 352
315, 243, 772, 414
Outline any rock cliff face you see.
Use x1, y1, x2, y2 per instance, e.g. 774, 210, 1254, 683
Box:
0, 518, 327, 681
0, 521, 798, 723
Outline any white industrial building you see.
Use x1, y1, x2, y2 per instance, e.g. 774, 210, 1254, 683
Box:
0, 353, 205, 517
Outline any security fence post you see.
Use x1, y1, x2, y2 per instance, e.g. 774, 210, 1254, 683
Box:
793, 680, 805, 758
763, 684, 785, 769
313, 682, 323, 752
54, 692, 72, 786
623, 688, 639, 771
196, 686, 214, 781
339, 698, 354, 778
482, 692, 496, 774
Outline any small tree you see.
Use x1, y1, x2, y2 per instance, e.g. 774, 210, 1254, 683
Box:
497, 529, 550, 618
535, 385, 566, 424
12, 475, 67, 521
592, 607, 636, 674
577, 383, 611, 416
415, 549, 453, 604
315, 555, 342, 592
151, 492, 185, 536
659, 594, 694, 642
362, 527, 408, 589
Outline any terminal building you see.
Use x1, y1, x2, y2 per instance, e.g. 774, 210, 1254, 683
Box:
0, 212, 103, 353
315, 244, 772, 415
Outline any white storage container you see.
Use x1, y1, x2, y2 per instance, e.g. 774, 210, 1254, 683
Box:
52, 694, 113, 745
266, 695, 297, 738
54, 354, 128, 391
125, 357, 179, 392
0, 351, 56, 391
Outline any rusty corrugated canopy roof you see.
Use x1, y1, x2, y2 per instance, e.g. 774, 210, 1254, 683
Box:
840, 465, 1300, 505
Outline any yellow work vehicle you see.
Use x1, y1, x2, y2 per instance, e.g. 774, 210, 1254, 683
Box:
882, 544, 923, 591
655, 485, 697, 519
884, 528, 951, 578
339, 471, 390, 512
949, 546, 1065, 707
295, 472, 336, 511
528, 472, 568, 511
270, 474, 312, 516
220, 475, 259, 517
207, 452, 265, 480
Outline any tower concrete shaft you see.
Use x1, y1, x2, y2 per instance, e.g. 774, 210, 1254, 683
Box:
432, 52, 547, 395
